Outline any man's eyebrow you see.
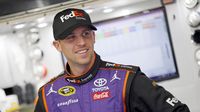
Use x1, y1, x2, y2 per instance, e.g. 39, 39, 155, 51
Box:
71, 28, 91, 34
68, 32, 74, 35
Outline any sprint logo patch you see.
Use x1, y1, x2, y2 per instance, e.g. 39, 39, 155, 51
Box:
58, 86, 76, 96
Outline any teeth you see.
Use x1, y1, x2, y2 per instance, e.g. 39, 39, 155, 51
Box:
77, 49, 87, 54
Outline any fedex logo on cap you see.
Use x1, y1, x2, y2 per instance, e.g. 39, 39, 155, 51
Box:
60, 10, 84, 22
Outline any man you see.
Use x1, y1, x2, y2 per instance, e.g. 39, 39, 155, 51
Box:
34, 8, 190, 112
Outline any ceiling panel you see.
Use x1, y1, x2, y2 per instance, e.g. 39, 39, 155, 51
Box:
0, 0, 72, 17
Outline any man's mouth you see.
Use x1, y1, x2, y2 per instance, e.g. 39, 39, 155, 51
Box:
76, 49, 89, 54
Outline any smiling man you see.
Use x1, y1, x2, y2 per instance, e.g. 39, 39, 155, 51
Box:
34, 8, 190, 112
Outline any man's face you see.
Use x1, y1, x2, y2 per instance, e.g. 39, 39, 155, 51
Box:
53, 26, 95, 66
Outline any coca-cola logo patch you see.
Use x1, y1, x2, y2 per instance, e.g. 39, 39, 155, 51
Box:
92, 91, 110, 100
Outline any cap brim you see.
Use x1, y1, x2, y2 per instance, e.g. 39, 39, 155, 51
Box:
56, 23, 97, 40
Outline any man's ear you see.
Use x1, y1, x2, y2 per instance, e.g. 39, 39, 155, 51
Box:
53, 40, 62, 52
92, 31, 95, 43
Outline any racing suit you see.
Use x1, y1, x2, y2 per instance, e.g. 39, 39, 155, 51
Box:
34, 53, 190, 112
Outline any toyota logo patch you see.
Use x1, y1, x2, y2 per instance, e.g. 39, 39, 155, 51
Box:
94, 78, 107, 87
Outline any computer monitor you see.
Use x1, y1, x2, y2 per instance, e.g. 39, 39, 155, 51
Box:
94, 8, 179, 82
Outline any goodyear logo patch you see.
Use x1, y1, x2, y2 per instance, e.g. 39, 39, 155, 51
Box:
58, 86, 76, 96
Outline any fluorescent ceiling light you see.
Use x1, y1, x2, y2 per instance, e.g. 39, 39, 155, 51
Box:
14, 23, 26, 29
37, 23, 48, 28
85, 9, 93, 14
37, 17, 45, 23
121, 9, 131, 16
30, 28, 38, 33
103, 8, 113, 13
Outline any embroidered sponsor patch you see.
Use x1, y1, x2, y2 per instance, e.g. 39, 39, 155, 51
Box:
60, 10, 84, 22
92, 91, 110, 100
92, 86, 109, 92
46, 84, 57, 96
166, 97, 179, 106
57, 99, 79, 107
58, 86, 76, 96
94, 78, 107, 87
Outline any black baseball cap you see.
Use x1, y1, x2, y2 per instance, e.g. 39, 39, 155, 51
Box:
52, 8, 97, 40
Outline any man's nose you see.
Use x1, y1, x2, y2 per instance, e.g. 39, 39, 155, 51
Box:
76, 36, 86, 46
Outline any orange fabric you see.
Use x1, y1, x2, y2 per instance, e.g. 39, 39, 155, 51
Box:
99, 67, 131, 71
122, 71, 129, 112
42, 87, 48, 112
33, 96, 39, 106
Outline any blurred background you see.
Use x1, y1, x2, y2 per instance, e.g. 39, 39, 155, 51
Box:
0, 0, 200, 111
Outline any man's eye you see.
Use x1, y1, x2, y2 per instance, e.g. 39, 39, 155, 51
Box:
65, 35, 75, 40
82, 31, 90, 37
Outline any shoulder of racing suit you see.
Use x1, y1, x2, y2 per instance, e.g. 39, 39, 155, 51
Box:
128, 71, 190, 112
38, 71, 65, 92
100, 61, 141, 73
